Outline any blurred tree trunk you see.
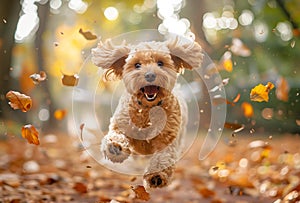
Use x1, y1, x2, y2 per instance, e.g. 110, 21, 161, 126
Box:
34, 1, 58, 132
0, 0, 21, 120
183, 0, 212, 128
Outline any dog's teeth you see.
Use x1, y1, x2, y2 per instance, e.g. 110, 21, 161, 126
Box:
145, 93, 157, 101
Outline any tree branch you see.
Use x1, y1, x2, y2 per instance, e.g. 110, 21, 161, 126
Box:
276, 0, 299, 30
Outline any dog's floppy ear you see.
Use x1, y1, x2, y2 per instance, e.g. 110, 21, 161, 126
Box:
91, 39, 130, 81
166, 36, 203, 72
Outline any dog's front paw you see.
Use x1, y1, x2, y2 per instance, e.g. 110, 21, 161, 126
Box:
143, 166, 173, 188
101, 134, 131, 163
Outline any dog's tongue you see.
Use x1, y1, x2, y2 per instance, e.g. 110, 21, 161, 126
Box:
144, 85, 159, 94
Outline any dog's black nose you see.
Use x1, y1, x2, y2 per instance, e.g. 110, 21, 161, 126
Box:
144, 72, 156, 82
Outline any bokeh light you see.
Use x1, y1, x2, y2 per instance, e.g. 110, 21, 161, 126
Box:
202, 11, 238, 31
254, 21, 269, 42
14, 0, 40, 42
156, 0, 192, 38
276, 21, 293, 41
68, 0, 88, 14
238, 10, 254, 26
104, 7, 119, 21
15, 13, 39, 42
38, 108, 50, 121
50, 0, 62, 10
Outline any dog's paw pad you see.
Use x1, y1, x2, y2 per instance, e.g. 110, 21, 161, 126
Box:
103, 141, 130, 163
150, 175, 163, 187
144, 172, 169, 188
108, 143, 122, 155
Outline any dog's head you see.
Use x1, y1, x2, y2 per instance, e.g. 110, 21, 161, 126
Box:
92, 37, 203, 106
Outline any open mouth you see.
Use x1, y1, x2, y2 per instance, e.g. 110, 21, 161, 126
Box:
140, 85, 159, 101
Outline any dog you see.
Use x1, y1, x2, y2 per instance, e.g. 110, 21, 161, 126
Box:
91, 36, 203, 188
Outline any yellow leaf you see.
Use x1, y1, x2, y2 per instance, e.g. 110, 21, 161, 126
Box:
250, 82, 274, 102
218, 51, 233, 72
241, 102, 254, 118
6, 91, 32, 112
223, 59, 233, 72
21, 124, 40, 145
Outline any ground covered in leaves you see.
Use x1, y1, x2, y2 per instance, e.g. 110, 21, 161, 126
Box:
0, 132, 300, 203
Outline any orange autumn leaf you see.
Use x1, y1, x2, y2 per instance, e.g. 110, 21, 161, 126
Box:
241, 102, 254, 118
73, 182, 88, 194
6, 91, 32, 112
131, 185, 150, 201
218, 51, 233, 72
21, 124, 40, 145
250, 82, 274, 102
232, 93, 241, 103
54, 109, 67, 120
30, 71, 47, 85
223, 59, 233, 72
61, 74, 79, 86
79, 28, 97, 40
276, 77, 289, 102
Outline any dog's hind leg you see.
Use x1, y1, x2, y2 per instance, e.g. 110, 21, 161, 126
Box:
101, 131, 131, 163
143, 142, 178, 188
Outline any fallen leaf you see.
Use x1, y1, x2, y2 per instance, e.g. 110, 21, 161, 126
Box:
224, 122, 245, 133
54, 109, 67, 120
290, 40, 296, 48
293, 29, 300, 37
250, 82, 274, 102
21, 124, 40, 145
241, 102, 254, 117
218, 51, 233, 72
29, 71, 47, 85
6, 91, 32, 112
230, 38, 251, 57
80, 123, 85, 142
131, 185, 150, 201
276, 77, 289, 102
222, 78, 230, 86
61, 74, 79, 86
73, 182, 87, 193
79, 28, 97, 40
196, 186, 216, 198
296, 120, 300, 126
232, 93, 241, 103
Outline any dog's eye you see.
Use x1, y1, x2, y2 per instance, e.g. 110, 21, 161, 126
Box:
135, 63, 141, 69
157, 61, 164, 67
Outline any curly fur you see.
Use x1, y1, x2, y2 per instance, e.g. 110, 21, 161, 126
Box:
92, 36, 203, 188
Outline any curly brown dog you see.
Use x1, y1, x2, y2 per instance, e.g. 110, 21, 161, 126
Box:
91, 36, 203, 188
